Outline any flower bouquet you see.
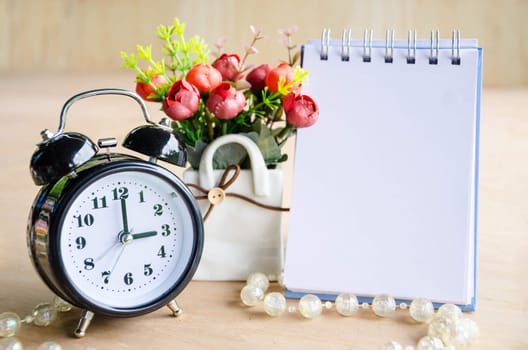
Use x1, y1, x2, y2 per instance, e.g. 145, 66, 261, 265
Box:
121, 17, 319, 170
121, 18, 319, 280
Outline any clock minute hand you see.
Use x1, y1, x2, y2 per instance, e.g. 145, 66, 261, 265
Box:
131, 231, 158, 240
120, 198, 130, 234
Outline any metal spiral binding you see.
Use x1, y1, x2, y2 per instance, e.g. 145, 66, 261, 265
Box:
452, 30, 461, 65
318, 28, 464, 65
407, 30, 417, 64
320, 28, 331, 60
363, 29, 373, 62
429, 30, 439, 65
385, 29, 395, 63
341, 29, 352, 61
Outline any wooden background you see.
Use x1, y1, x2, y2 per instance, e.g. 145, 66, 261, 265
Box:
0, 0, 527, 86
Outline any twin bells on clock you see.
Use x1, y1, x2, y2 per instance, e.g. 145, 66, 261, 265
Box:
30, 88, 187, 186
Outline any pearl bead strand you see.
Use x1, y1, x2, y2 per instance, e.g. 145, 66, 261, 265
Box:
0, 296, 74, 350
241, 272, 480, 350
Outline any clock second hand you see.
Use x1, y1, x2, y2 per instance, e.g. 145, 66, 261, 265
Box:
105, 244, 127, 283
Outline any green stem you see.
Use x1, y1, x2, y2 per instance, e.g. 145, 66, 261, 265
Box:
276, 124, 294, 147
204, 108, 215, 142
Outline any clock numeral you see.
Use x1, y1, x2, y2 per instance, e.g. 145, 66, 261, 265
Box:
161, 224, 171, 237
112, 186, 129, 200
101, 270, 111, 284
139, 190, 145, 203
144, 264, 153, 276
91, 196, 108, 209
157, 245, 167, 258
83, 258, 95, 270
153, 204, 163, 216
75, 236, 86, 249
124, 272, 134, 286
74, 214, 94, 228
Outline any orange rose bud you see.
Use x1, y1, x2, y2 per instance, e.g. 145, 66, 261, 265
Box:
136, 74, 167, 102
185, 64, 222, 93
265, 63, 297, 94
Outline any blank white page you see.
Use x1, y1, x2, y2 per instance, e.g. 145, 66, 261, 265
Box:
284, 38, 482, 307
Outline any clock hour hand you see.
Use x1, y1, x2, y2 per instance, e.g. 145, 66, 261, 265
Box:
131, 231, 158, 240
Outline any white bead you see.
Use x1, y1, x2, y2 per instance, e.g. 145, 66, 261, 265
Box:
0, 312, 21, 337
461, 318, 480, 341
428, 316, 455, 341
22, 316, 33, 324
335, 293, 358, 316
277, 273, 285, 288
32, 303, 57, 327
0, 337, 24, 350
240, 285, 264, 306
416, 335, 444, 350
378, 341, 404, 350
37, 342, 62, 350
324, 301, 333, 310
298, 294, 322, 319
287, 305, 297, 313
263, 292, 286, 317
361, 302, 370, 310
443, 317, 480, 347
409, 298, 435, 323
372, 294, 396, 317
246, 272, 269, 292
436, 303, 462, 321
52, 296, 72, 313
399, 302, 408, 310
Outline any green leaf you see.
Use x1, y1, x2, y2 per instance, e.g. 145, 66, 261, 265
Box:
186, 140, 209, 169
252, 121, 283, 166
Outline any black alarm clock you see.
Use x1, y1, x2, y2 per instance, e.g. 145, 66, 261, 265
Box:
27, 89, 204, 337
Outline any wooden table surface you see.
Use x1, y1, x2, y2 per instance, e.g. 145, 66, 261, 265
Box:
0, 73, 526, 349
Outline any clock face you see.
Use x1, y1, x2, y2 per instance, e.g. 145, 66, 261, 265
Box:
56, 166, 200, 311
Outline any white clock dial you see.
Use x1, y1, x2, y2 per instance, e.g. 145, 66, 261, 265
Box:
58, 169, 195, 309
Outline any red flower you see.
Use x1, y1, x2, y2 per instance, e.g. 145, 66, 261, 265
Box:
212, 53, 242, 82
207, 83, 246, 120
283, 93, 319, 128
265, 63, 299, 94
136, 74, 167, 102
246, 64, 271, 95
186, 64, 222, 93
162, 80, 200, 120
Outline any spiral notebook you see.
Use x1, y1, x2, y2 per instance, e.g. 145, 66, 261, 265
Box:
283, 30, 482, 311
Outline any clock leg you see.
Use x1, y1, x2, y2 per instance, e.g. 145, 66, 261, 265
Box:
167, 299, 183, 317
74, 309, 95, 338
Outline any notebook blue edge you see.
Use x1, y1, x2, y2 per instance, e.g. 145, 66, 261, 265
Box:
285, 46, 483, 313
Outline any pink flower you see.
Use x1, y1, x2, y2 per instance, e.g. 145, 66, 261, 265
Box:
283, 93, 319, 128
246, 64, 271, 95
162, 80, 200, 120
207, 83, 246, 120
212, 53, 242, 81
185, 64, 222, 93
